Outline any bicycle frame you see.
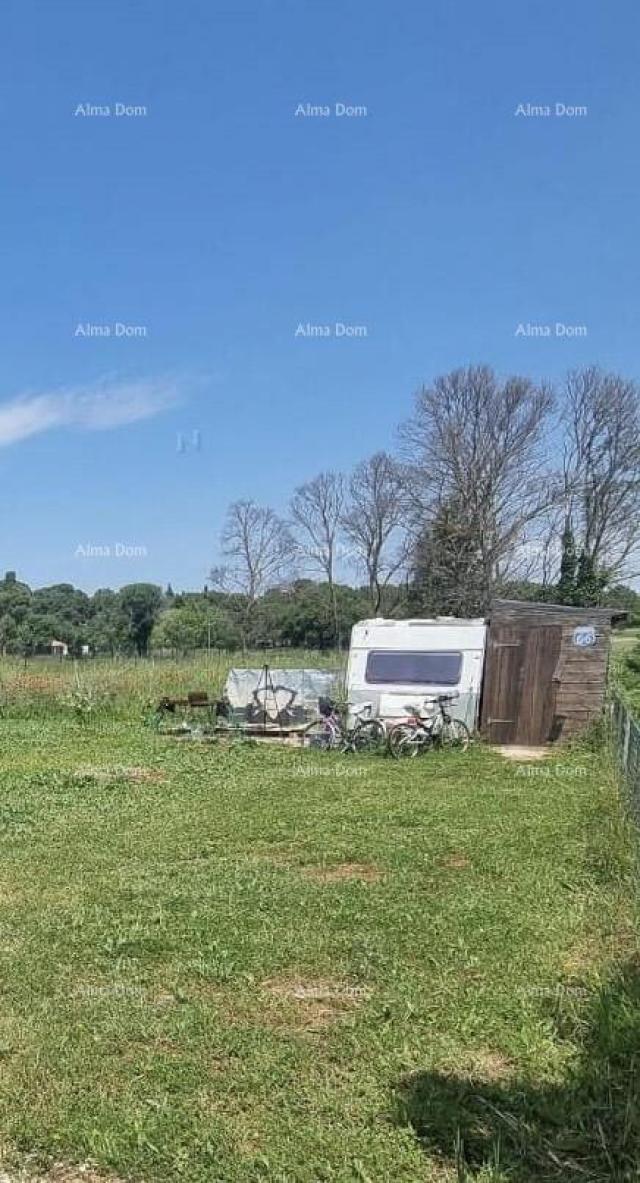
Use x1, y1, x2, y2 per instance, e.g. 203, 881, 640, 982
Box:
394, 695, 457, 741
304, 700, 385, 753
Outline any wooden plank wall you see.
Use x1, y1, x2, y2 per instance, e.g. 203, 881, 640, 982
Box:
554, 621, 610, 734
489, 600, 613, 738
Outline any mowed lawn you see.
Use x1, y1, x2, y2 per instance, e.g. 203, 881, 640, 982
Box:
612, 629, 640, 715
0, 720, 638, 1182
612, 627, 640, 656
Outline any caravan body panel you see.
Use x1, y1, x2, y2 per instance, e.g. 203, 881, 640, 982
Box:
346, 617, 487, 730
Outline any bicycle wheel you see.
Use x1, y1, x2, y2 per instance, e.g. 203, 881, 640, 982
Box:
387, 723, 423, 758
434, 717, 470, 751
349, 718, 386, 753
300, 718, 340, 751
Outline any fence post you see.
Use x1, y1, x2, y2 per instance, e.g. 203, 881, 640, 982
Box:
623, 712, 631, 776
611, 693, 640, 819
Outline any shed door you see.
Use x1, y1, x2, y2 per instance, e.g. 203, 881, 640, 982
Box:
481, 625, 562, 745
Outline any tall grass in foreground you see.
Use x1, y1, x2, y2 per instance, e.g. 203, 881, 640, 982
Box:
0, 650, 345, 719
611, 639, 640, 714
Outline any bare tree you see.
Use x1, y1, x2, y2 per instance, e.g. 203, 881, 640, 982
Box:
290, 472, 345, 645
342, 452, 408, 614
536, 505, 567, 589
399, 365, 557, 609
562, 366, 640, 579
210, 500, 294, 644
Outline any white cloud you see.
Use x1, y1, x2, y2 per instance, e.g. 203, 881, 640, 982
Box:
0, 376, 180, 447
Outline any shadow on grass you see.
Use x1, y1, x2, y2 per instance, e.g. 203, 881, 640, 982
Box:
394, 961, 640, 1182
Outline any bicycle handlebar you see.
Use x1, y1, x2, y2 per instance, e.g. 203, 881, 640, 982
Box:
423, 692, 459, 703
402, 692, 460, 713
351, 701, 373, 718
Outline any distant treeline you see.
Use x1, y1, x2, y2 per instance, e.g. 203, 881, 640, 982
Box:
0, 570, 638, 659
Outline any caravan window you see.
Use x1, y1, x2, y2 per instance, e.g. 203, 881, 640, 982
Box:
365, 650, 462, 685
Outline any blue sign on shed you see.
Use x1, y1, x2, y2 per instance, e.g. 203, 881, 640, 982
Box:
573, 626, 596, 648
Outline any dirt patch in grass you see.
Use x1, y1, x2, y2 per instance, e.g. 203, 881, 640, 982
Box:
440, 853, 471, 870
496, 745, 551, 761
73, 765, 166, 784
408, 1049, 514, 1090
123, 766, 166, 783
0, 1165, 126, 1183
299, 861, 383, 884
254, 853, 383, 883
462, 1049, 515, 1081
563, 921, 638, 977
261, 976, 372, 1030
119, 1036, 182, 1061
0, 881, 20, 905
562, 936, 601, 977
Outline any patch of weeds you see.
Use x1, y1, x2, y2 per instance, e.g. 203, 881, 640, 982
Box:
0, 805, 35, 836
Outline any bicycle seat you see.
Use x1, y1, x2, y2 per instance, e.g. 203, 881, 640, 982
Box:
403, 702, 433, 717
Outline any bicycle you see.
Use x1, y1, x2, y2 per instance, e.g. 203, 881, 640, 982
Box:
300, 699, 386, 753
387, 694, 470, 758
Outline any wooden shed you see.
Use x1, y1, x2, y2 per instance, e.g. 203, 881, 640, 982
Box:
480, 599, 621, 746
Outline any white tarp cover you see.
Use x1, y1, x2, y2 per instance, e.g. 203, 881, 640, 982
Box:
224, 667, 340, 727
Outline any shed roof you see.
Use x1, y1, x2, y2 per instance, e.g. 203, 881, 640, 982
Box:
490, 598, 626, 623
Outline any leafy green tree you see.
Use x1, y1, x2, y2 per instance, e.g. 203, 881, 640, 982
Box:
151, 601, 235, 654
160, 592, 241, 650
22, 583, 92, 654
498, 579, 550, 604
0, 572, 31, 627
257, 581, 369, 649
86, 589, 128, 655
15, 613, 62, 657
0, 613, 17, 655
31, 584, 91, 627
118, 584, 164, 655
261, 582, 335, 648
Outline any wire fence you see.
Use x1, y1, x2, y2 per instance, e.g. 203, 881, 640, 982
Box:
610, 695, 640, 822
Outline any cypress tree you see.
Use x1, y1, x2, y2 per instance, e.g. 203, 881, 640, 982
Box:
556, 518, 578, 604
574, 550, 608, 606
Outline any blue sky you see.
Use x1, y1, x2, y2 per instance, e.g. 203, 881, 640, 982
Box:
1, 0, 638, 591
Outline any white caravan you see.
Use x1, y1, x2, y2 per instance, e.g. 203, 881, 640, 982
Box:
346, 617, 487, 730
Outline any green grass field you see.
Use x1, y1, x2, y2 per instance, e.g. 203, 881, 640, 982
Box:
612, 629, 640, 713
0, 707, 638, 1182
